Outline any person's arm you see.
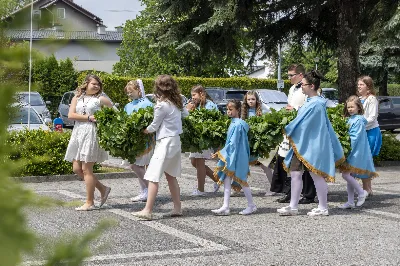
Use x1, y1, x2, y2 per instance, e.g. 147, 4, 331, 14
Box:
99, 96, 113, 108
364, 97, 378, 124
68, 96, 93, 122
145, 102, 168, 133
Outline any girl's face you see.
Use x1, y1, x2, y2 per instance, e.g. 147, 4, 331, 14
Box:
226, 103, 239, 118
357, 80, 369, 97
86, 79, 101, 95
191, 92, 202, 104
301, 78, 315, 96
126, 88, 140, 100
246, 94, 257, 108
346, 101, 359, 116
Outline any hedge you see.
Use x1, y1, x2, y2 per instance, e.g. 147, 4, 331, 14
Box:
77, 72, 292, 108
388, 84, 400, 96
7, 129, 99, 177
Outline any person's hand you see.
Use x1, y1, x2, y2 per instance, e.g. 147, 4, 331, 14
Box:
143, 129, 149, 134
285, 104, 294, 110
89, 115, 96, 122
186, 101, 196, 111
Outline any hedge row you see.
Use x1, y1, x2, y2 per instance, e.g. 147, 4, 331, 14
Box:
388, 84, 400, 96
77, 72, 291, 108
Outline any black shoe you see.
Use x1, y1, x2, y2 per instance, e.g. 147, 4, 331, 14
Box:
276, 194, 291, 203
298, 197, 315, 204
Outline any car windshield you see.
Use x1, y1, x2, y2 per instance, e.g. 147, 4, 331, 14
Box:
206, 90, 225, 102
11, 108, 43, 124
17, 93, 45, 106
225, 91, 247, 100
258, 91, 288, 104
322, 90, 338, 101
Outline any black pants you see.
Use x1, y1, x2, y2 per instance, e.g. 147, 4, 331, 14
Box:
301, 170, 316, 199
270, 155, 290, 193
284, 170, 316, 200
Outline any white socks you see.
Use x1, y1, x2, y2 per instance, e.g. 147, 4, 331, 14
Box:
310, 172, 328, 210
289, 171, 303, 209
342, 172, 363, 204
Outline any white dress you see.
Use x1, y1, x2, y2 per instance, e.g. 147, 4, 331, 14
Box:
64, 95, 108, 163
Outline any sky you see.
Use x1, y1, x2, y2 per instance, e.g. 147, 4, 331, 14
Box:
73, 0, 145, 30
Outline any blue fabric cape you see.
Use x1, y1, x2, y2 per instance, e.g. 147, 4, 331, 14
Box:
214, 118, 250, 190
341, 115, 378, 179
198, 100, 218, 110
124, 97, 155, 156
283, 96, 345, 182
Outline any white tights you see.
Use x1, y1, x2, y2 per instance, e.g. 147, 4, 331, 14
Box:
289, 171, 328, 210
342, 172, 363, 204
220, 177, 254, 210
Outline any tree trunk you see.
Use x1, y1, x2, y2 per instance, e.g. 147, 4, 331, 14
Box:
380, 68, 389, 96
337, 0, 361, 103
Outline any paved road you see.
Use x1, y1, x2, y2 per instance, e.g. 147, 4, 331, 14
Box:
23, 156, 400, 266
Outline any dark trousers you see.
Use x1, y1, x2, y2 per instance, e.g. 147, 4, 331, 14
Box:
270, 155, 290, 193
301, 170, 316, 199
284, 170, 316, 200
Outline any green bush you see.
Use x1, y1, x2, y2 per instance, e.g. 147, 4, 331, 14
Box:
77, 72, 292, 109
388, 84, 400, 96
374, 133, 400, 163
7, 129, 73, 176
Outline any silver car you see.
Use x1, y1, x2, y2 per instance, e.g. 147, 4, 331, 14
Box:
58, 91, 118, 128
8, 104, 51, 132
16, 91, 52, 119
254, 89, 289, 112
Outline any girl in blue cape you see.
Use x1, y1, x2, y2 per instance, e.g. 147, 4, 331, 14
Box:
185, 85, 220, 195
211, 100, 257, 216
123, 79, 154, 202
230, 91, 274, 196
277, 70, 345, 217
338, 95, 378, 209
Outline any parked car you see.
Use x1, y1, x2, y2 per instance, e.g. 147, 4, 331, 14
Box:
145, 94, 188, 106
321, 88, 339, 107
212, 89, 248, 114
8, 104, 51, 132
15, 91, 52, 119
254, 89, 289, 113
58, 91, 118, 128
205, 87, 227, 104
378, 96, 400, 131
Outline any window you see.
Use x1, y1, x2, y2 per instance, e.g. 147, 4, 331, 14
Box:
32, 10, 41, 20
57, 8, 65, 19
391, 98, 400, 108
379, 99, 392, 109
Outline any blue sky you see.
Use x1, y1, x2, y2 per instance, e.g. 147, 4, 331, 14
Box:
74, 0, 145, 30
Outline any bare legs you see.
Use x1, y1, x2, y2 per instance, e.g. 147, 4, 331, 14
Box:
73, 160, 108, 209
191, 158, 215, 192
362, 178, 372, 195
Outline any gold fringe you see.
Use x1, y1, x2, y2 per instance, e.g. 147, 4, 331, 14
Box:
287, 136, 336, 183
213, 151, 249, 187
249, 159, 259, 166
339, 162, 379, 179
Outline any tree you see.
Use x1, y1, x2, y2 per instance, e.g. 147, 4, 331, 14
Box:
139, 0, 399, 102
113, 0, 248, 77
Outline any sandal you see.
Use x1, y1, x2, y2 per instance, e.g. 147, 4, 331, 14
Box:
132, 211, 154, 221
75, 205, 97, 211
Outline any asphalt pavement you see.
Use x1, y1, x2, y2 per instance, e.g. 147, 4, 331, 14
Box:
20, 153, 400, 266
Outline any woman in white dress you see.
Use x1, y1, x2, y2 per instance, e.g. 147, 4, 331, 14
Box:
65, 74, 113, 211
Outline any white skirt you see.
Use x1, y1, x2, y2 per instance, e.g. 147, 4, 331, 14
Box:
189, 149, 213, 159
144, 135, 181, 183
135, 147, 154, 166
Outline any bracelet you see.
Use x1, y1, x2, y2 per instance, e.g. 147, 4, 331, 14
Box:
88, 115, 91, 122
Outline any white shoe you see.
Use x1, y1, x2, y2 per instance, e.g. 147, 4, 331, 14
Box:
192, 189, 207, 196
277, 206, 298, 216
264, 191, 277, 196
239, 205, 257, 215
211, 208, 230, 216
213, 183, 220, 193
356, 190, 368, 207
307, 208, 329, 216
130, 189, 148, 202
338, 202, 355, 209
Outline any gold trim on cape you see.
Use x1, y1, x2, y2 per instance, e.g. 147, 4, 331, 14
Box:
339, 162, 379, 179
213, 151, 249, 187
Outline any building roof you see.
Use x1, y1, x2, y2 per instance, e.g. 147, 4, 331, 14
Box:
6, 0, 105, 26
7, 29, 123, 42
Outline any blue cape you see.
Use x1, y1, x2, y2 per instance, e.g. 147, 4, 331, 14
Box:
340, 115, 378, 178
214, 118, 250, 190
284, 96, 345, 182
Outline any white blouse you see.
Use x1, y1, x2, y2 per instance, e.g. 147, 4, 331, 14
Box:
361, 95, 379, 130
146, 101, 188, 140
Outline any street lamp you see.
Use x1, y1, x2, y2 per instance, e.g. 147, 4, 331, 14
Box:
314, 57, 320, 70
